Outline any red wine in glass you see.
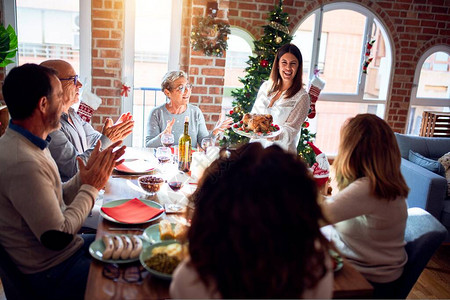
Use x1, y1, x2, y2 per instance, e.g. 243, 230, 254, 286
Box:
158, 156, 171, 164
168, 181, 183, 192
162, 142, 173, 148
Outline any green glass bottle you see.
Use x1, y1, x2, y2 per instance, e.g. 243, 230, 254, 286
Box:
178, 116, 192, 172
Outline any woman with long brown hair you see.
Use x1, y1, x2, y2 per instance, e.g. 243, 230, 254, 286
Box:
322, 114, 409, 292
170, 143, 333, 298
250, 43, 310, 153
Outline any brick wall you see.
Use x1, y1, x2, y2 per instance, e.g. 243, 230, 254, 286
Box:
178, 0, 449, 133
91, 0, 124, 131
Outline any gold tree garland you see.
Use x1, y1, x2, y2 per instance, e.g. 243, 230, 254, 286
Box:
190, 16, 230, 57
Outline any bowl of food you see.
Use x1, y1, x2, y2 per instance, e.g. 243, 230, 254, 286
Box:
140, 240, 188, 280
138, 175, 164, 195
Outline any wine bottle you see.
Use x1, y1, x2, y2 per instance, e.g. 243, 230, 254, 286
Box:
178, 116, 192, 172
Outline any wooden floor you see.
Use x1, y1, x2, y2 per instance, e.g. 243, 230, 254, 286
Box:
0, 245, 448, 299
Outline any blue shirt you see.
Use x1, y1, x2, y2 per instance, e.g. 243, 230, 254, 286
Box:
9, 120, 50, 150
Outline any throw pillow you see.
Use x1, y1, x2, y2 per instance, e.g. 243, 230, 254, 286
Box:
408, 150, 446, 177
438, 152, 450, 197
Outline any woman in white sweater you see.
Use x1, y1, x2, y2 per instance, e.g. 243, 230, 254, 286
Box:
321, 114, 409, 296
250, 43, 310, 153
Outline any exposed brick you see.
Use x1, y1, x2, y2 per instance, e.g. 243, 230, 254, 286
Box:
199, 104, 221, 113
193, 86, 208, 94
205, 77, 224, 85
92, 29, 110, 38
96, 88, 120, 97
96, 39, 122, 48
92, 19, 115, 29
191, 58, 214, 66
201, 68, 225, 76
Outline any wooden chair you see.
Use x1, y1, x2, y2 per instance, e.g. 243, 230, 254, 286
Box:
0, 105, 9, 137
0, 243, 35, 299
419, 111, 450, 137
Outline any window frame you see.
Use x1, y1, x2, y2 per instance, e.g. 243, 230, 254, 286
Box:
410, 45, 450, 107
4, 1, 91, 84
295, 2, 393, 105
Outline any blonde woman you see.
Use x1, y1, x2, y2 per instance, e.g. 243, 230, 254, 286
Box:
321, 114, 409, 295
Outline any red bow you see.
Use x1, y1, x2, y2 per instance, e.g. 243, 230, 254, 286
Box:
121, 84, 130, 97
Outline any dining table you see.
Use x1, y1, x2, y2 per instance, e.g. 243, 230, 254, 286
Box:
84, 147, 374, 299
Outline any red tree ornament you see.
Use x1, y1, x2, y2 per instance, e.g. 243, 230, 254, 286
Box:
121, 84, 130, 97
260, 59, 269, 67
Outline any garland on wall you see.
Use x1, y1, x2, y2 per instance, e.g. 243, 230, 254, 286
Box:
190, 16, 230, 57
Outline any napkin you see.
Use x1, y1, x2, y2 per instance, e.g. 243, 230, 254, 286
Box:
115, 160, 154, 173
101, 198, 164, 223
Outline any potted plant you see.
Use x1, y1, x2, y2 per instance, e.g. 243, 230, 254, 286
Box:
0, 24, 18, 67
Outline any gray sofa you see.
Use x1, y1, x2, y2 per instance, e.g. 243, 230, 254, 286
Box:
395, 133, 450, 232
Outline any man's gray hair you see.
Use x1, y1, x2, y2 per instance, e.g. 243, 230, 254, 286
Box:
161, 70, 188, 91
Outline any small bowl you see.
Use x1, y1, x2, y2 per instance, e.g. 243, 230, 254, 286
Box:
138, 175, 164, 195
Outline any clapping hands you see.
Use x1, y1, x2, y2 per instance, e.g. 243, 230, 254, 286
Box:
102, 112, 134, 143
212, 116, 233, 136
78, 141, 126, 191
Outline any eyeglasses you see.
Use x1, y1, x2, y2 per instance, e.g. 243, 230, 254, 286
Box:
172, 83, 192, 93
59, 75, 79, 86
102, 263, 144, 283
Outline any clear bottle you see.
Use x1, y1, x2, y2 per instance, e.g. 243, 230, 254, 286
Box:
178, 116, 192, 172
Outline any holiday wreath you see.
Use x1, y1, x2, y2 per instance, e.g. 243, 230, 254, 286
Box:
190, 16, 230, 57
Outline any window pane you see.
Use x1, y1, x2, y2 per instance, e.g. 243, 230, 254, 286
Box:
417, 52, 450, 99
407, 106, 450, 135
320, 9, 366, 94
363, 21, 390, 100
132, 0, 172, 147
292, 13, 315, 82
312, 101, 385, 155
17, 0, 80, 73
222, 34, 253, 114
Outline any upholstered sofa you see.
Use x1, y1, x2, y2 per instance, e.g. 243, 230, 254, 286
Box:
395, 133, 450, 233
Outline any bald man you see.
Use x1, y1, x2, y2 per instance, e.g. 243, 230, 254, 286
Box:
40, 60, 134, 182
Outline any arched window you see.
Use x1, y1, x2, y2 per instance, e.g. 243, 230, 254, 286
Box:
293, 3, 392, 155
407, 46, 450, 135
222, 28, 253, 115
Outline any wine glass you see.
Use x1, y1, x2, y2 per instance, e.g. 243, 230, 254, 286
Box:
201, 137, 215, 154
161, 133, 175, 148
166, 174, 185, 212
155, 147, 172, 173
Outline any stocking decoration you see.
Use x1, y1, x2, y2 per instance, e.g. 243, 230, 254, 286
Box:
362, 39, 375, 74
307, 69, 325, 119
77, 86, 102, 123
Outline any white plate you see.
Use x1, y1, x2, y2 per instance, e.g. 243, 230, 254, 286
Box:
232, 124, 282, 139
100, 199, 164, 225
114, 159, 155, 174
140, 240, 181, 280
143, 223, 177, 244
89, 234, 147, 264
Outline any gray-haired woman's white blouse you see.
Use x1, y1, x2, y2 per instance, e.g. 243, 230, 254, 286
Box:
145, 104, 210, 148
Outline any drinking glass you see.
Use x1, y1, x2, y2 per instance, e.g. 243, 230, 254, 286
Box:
201, 137, 215, 154
166, 173, 185, 212
155, 147, 172, 173
161, 133, 175, 148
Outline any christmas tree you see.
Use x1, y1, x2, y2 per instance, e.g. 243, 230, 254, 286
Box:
220, 0, 292, 147
297, 120, 316, 167
219, 0, 317, 167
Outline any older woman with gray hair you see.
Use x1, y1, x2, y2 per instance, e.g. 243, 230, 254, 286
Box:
145, 70, 232, 148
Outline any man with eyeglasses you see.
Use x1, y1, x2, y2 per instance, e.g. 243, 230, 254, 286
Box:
0, 63, 126, 299
40, 60, 134, 182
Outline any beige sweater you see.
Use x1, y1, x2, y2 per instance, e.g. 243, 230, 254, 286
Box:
322, 177, 408, 283
0, 129, 98, 274
170, 257, 333, 299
